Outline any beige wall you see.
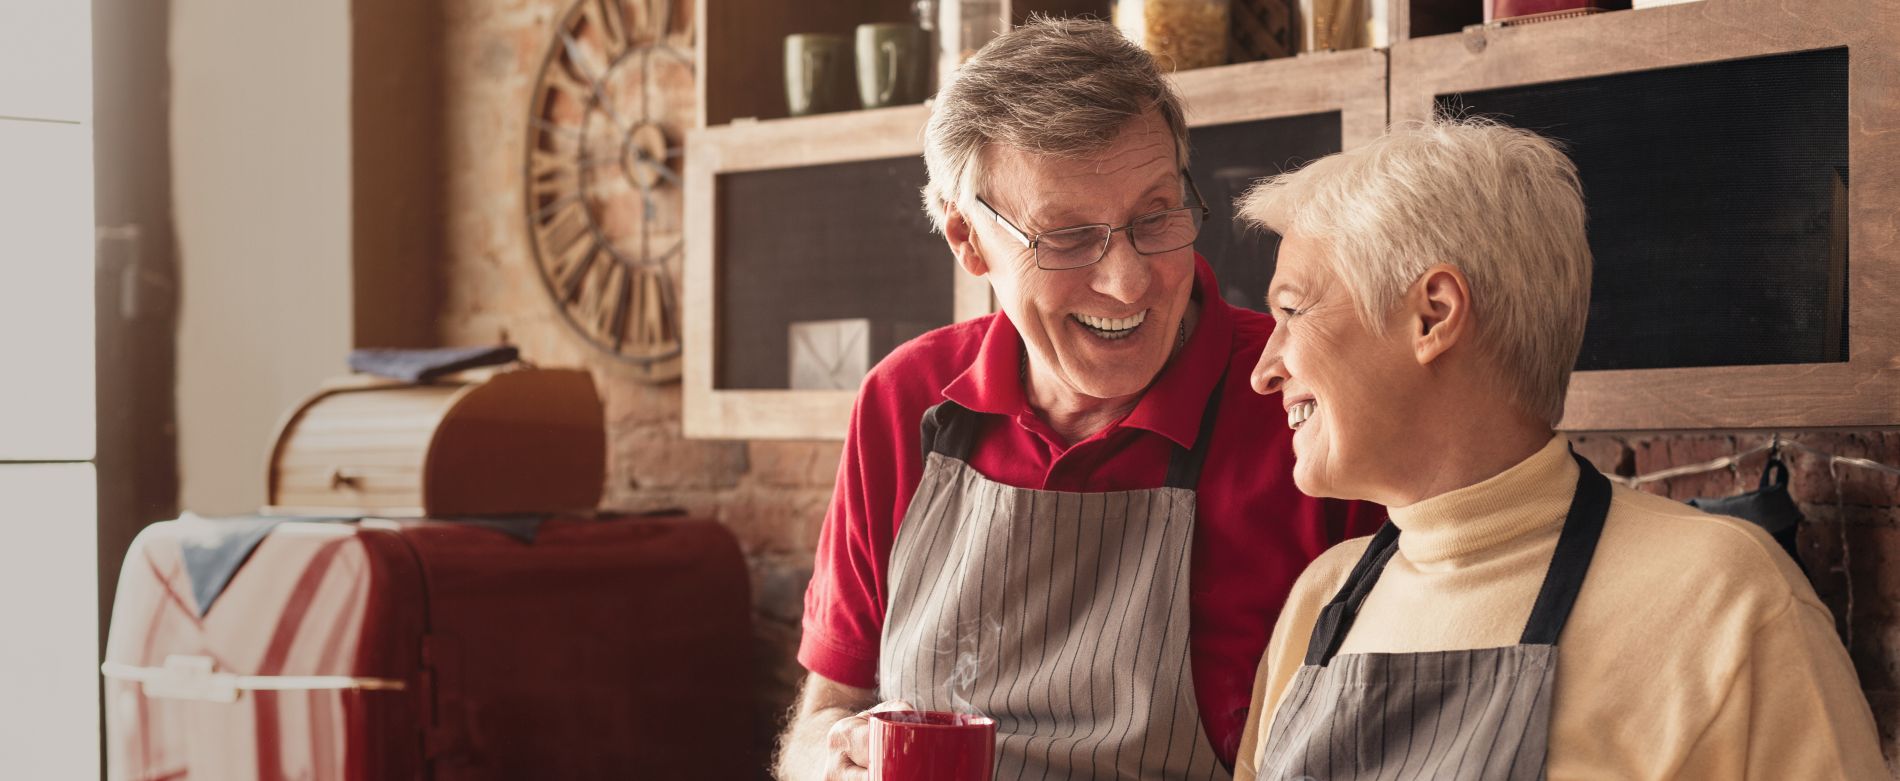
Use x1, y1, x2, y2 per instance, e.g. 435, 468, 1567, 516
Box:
171, 0, 352, 514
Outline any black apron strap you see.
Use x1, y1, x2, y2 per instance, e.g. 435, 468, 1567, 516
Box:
1162, 371, 1230, 490
918, 400, 981, 463
923, 369, 1227, 487
1518, 451, 1614, 646
1304, 522, 1401, 666
1302, 448, 1615, 665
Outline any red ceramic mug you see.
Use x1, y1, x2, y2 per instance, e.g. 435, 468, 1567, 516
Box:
868, 710, 997, 781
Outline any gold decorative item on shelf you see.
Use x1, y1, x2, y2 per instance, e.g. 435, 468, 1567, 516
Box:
1231, 0, 1300, 62
1116, 0, 1232, 71
1301, 0, 1369, 51
523, 0, 693, 383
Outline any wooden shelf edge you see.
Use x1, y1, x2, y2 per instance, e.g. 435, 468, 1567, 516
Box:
689, 103, 933, 173
1560, 364, 1900, 432
1170, 47, 1389, 149
683, 389, 857, 440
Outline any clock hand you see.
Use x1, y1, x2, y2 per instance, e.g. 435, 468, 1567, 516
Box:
532, 117, 583, 138
655, 43, 694, 67
632, 150, 683, 187
534, 192, 584, 221
560, 31, 635, 133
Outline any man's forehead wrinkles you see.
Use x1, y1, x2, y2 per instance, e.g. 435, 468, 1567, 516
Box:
1048, 149, 1173, 181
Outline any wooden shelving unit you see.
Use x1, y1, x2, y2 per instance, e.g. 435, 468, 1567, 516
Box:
1390, 0, 1900, 431
684, 44, 1387, 440
695, 0, 1113, 127
684, 0, 1900, 440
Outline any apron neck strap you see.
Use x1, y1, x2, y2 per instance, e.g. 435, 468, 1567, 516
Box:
920, 371, 1231, 492
1304, 522, 1402, 666
1162, 371, 1229, 490
918, 400, 981, 463
1517, 451, 1613, 646
1304, 448, 1615, 666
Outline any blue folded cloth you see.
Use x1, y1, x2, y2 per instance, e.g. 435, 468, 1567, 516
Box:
174, 513, 547, 616
347, 345, 519, 383
175, 513, 357, 617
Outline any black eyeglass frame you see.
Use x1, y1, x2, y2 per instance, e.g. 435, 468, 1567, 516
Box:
973, 170, 1212, 271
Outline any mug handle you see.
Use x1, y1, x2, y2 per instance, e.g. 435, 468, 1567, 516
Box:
803, 48, 823, 101
878, 39, 899, 106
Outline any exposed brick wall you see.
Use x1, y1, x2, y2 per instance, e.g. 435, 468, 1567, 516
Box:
428, 3, 1898, 774
431, 1, 837, 764
1574, 432, 1900, 773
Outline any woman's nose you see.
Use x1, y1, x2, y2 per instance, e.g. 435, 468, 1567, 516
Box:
1252, 329, 1288, 396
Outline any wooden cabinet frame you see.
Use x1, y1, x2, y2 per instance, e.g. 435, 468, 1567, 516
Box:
1171, 48, 1388, 148
1390, 0, 1900, 430
684, 50, 1387, 440
696, 0, 1114, 127
682, 106, 991, 439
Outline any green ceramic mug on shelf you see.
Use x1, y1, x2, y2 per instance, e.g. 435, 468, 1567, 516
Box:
855, 23, 932, 109
785, 33, 857, 116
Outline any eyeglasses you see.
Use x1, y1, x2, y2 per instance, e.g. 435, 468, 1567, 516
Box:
974, 171, 1210, 271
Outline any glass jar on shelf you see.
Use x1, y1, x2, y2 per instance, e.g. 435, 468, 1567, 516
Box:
1115, 0, 1232, 72
931, 0, 1008, 90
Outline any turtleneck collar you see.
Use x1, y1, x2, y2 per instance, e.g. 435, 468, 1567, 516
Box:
1386, 434, 1578, 565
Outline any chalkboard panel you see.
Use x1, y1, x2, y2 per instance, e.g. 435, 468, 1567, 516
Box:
1438, 47, 1849, 372
1188, 112, 1343, 313
716, 156, 953, 390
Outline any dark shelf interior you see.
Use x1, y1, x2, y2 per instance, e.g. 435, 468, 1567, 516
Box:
716, 156, 954, 390
1439, 47, 1850, 372
1188, 111, 1344, 313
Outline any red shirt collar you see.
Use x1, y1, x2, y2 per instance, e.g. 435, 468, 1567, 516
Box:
941, 254, 1238, 450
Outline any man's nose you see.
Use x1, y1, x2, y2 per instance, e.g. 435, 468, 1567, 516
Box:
1088, 230, 1152, 303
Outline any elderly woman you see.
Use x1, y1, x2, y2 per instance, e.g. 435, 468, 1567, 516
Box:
1232, 119, 1885, 779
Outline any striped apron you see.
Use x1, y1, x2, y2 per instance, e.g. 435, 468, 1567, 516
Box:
878, 392, 1233, 781
1254, 452, 1611, 781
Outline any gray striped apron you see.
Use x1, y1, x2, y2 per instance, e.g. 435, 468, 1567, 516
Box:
878, 392, 1233, 781
1254, 452, 1611, 781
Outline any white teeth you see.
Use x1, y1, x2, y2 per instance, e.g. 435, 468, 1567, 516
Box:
1074, 310, 1147, 338
1288, 400, 1317, 429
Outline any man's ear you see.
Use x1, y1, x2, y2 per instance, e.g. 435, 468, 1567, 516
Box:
942, 202, 989, 277
1404, 263, 1472, 366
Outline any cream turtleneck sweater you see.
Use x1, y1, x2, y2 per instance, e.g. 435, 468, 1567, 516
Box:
1235, 435, 1886, 780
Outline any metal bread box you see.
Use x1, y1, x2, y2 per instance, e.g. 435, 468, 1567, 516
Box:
264, 367, 605, 516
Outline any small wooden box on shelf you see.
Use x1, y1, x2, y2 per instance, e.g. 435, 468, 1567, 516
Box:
1390, 0, 1900, 431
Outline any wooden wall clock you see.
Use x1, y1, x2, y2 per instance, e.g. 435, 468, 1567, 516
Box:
524, 0, 693, 382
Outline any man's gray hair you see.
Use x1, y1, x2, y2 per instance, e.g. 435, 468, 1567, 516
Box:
921, 17, 1190, 232
1238, 117, 1594, 427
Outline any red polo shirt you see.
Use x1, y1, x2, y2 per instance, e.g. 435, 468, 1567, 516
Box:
799, 256, 1383, 764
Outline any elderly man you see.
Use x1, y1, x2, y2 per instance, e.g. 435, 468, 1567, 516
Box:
1233, 118, 1885, 779
775, 18, 1379, 781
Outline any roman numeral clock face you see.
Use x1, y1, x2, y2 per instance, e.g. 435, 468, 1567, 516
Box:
525, 0, 692, 382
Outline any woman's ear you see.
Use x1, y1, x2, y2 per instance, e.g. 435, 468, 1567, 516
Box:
1405, 263, 1472, 366
942, 203, 989, 277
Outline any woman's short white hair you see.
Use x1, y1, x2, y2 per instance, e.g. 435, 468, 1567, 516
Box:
1238, 117, 1593, 426
921, 17, 1189, 232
